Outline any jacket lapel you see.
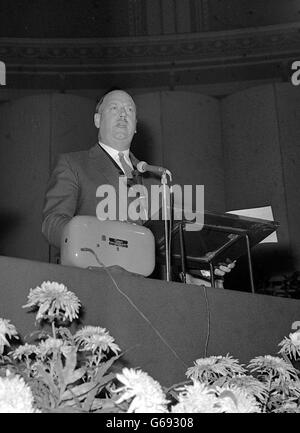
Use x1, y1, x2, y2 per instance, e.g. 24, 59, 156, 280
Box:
88, 144, 150, 222
88, 144, 123, 189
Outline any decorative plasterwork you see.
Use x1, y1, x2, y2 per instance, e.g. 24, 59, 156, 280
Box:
1, 22, 300, 87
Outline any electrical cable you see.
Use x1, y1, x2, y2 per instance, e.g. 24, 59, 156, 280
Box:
202, 285, 211, 358
81, 247, 188, 369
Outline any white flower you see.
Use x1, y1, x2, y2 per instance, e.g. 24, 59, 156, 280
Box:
216, 384, 261, 413
186, 355, 245, 382
38, 337, 72, 358
0, 318, 19, 355
74, 326, 120, 355
248, 355, 298, 382
172, 381, 222, 413
11, 343, 39, 360
0, 371, 40, 413
274, 402, 300, 413
270, 377, 300, 399
285, 379, 300, 398
279, 331, 300, 359
227, 374, 268, 402
23, 281, 81, 322
114, 368, 168, 413
290, 331, 300, 346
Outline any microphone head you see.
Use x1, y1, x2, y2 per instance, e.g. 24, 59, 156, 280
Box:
136, 161, 147, 173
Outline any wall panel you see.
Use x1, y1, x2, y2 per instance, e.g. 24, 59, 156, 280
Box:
222, 84, 297, 274
222, 85, 289, 242
49, 93, 97, 167
131, 92, 163, 165
0, 94, 97, 262
275, 83, 300, 267
161, 91, 225, 211
0, 95, 51, 261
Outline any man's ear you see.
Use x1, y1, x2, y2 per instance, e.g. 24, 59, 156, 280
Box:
94, 113, 101, 129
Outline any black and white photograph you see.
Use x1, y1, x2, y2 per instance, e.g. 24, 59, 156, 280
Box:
0, 0, 300, 416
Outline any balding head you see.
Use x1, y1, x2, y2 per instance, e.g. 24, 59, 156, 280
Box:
94, 90, 137, 151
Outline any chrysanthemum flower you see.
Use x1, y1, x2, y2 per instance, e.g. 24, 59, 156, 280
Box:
290, 330, 300, 346
186, 355, 245, 382
215, 384, 262, 413
114, 368, 168, 413
285, 379, 300, 398
279, 331, 300, 360
270, 376, 300, 399
11, 343, 39, 360
38, 337, 72, 358
171, 381, 222, 413
248, 355, 298, 382
0, 318, 19, 355
0, 371, 40, 413
74, 326, 120, 355
22, 281, 81, 322
274, 402, 300, 413
227, 374, 268, 402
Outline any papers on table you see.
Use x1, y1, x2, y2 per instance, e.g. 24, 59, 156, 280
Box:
226, 205, 278, 243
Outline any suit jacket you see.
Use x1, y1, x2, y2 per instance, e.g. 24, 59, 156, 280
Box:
42, 144, 156, 249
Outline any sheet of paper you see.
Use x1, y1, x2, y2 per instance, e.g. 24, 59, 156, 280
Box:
226, 205, 278, 243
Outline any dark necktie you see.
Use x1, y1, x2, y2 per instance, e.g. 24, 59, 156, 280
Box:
118, 152, 133, 179
118, 152, 148, 221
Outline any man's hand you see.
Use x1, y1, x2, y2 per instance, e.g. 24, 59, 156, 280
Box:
214, 259, 236, 277
184, 259, 236, 288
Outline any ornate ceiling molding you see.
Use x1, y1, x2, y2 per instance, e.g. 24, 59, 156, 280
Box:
1, 22, 300, 87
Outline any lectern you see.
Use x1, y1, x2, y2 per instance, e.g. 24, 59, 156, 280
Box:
147, 210, 279, 293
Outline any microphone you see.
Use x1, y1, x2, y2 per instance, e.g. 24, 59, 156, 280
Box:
136, 161, 171, 176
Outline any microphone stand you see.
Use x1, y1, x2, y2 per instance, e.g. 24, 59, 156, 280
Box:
161, 170, 173, 282
137, 161, 173, 281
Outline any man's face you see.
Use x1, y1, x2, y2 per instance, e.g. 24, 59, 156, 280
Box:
95, 90, 137, 151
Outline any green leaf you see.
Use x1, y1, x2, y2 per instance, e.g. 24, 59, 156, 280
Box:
61, 381, 99, 402
94, 355, 119, 380
80, 355, 119, 412
95, 372, 115, 388
35, 364, 60, 402
88, 396, 124, 413
213, 376, 228, 387
62, 348, 77, 380
82, 372, 115, 412
44, 406, 87, 413
66, 367, 86, 385
59, 348, 85, 387
53, 355, 65, 387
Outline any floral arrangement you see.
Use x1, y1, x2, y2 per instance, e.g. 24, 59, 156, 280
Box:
0, 281, 300, 413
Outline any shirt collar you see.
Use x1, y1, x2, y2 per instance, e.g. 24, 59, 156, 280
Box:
98, 142, 133, 170
98, 142, 130, 159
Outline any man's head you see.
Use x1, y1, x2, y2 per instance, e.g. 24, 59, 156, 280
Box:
94, 89, 137, 151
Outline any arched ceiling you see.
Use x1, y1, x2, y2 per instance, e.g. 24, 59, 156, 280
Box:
1, 0, 300, 90
1, 0, 300, 37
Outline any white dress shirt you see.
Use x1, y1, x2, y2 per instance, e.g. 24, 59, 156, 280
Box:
98, 142, 148, 221
98, 142, 133, 172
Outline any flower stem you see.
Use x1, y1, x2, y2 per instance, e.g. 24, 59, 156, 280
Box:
52, 321, 56, 339
263, 374, 273, 413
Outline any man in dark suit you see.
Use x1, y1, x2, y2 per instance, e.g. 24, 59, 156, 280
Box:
42, 89, 234, 282
42, 89, 150, 250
